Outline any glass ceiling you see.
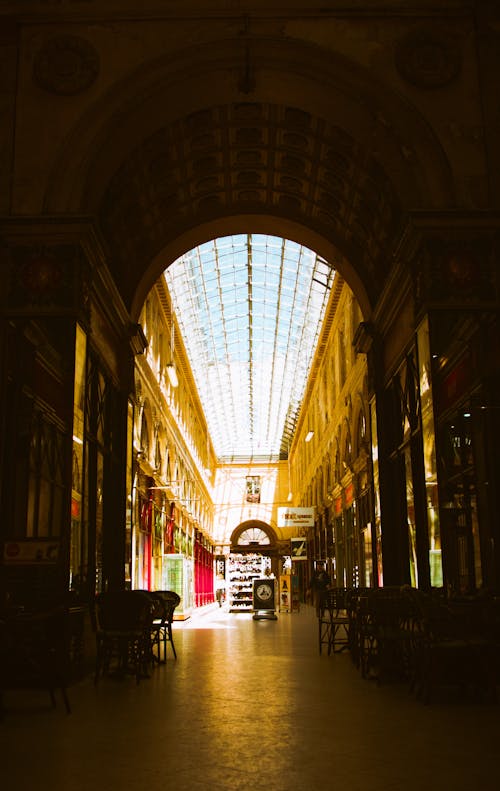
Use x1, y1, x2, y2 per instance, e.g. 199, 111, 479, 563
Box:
164, 234, 335, 462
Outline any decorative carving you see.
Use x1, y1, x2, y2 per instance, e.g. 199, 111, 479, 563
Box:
33, 36, 100, 96
414, 238, 495, 305
395, 29, 461, 89
100, 103, 403, 307
4, 244, 81, 314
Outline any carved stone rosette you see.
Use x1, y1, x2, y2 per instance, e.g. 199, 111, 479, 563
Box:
33, 35, 100, 96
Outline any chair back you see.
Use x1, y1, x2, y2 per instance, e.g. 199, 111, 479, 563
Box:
154, 591, 181, 623
96, 590, 152, 632
320, 586, 348, 615
134, 590, 165, 621
366, 586, 418, 635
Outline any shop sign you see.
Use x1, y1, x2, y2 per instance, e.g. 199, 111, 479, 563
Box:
253, 578, 276, 612
279, 575, 291, 611
277, 506, 315, 528
437, 351, 472, 413
290, 538, 307, 559
3, 540, 59, 564
345, 483, 354, 507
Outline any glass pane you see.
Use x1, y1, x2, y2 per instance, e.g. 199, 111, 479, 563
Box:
70, 324, 87, 596
370, 399, 383, 586
164, 234, 335, 461
95, 451, 104, 594
417, 319, 442, 587
404, 446, 417, 587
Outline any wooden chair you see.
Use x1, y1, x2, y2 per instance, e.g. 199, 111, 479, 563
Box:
411, 593, 497, 703
0, 606, 71, 717
94, 590, 153, 685
318, 587, 350, 655
344, 587, 372, 668
134, 590, 166, 666
153, 591, 181, 661
358, 587, 417, 683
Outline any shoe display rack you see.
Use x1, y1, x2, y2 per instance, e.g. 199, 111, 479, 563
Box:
228, 553, 269, 612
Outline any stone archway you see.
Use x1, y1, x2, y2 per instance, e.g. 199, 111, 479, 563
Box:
97, 100, 406, 314
231, 520, 278, 553
41, 37, 454, 318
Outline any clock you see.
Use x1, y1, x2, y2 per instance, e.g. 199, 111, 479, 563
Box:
253, 578, 277, 619
256, 583, 272, 601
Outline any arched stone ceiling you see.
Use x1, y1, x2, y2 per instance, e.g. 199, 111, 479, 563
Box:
99, 101, 404, 311
43, 37, 454, 313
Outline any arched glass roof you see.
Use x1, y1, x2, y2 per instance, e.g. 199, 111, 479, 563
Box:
164, 234, 335, 462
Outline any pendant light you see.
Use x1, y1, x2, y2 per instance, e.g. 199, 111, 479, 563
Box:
166, 319, 178, 388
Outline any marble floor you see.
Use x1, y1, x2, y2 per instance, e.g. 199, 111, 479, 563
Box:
1, 604, 499, 791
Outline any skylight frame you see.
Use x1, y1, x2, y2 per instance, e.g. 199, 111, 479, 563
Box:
164, 234, 335, 462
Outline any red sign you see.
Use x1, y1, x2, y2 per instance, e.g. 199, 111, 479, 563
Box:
345, 483, 354, 507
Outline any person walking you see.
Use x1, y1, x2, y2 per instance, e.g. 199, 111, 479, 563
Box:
215, 573, 226, 607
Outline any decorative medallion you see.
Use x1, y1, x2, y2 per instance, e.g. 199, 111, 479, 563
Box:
395, 30, 461, 89
5, 244, 78, 313
19, 250, 63, 294
445, 250, 476, 290
33, 36, 100, 96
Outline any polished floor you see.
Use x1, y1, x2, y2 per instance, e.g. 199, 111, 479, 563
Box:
1, 603, 499, 791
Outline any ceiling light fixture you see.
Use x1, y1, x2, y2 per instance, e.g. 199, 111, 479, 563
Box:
305, 430, 314, 443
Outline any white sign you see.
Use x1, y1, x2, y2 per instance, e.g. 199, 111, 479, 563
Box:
3, 540, 59, 564
277, 506, 315, 528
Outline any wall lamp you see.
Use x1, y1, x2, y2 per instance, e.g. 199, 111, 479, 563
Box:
166, 362, 178, 388
166, 320, 178, 387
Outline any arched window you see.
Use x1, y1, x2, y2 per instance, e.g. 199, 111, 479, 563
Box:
237, 527, 271, 546
140, 411, 149, 457
355, 407, 367, 456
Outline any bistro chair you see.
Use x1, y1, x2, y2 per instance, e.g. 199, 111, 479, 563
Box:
356, 587, 417, 683
134, 590, 166, 666
94, 590, 153, 685
410, 592, 497, 704
0, 605, 71, 718
344, 587, 372, 667
153, 591, 181, 661
318, 587, 350, 655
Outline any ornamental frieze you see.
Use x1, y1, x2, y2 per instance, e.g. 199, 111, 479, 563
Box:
414, 237, 497, 307
1, 243, 89, 316
395, 29, 461, 89
33, 35, 100, 96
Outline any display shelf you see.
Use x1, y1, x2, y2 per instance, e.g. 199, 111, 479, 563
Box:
228, 552, 269, 612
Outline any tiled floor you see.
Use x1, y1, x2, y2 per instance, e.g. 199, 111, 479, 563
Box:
1, 604, 499, 791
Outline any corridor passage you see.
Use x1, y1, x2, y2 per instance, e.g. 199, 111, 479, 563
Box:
1, 605, 499, 791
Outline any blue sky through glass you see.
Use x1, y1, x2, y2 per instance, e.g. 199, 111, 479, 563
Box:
164, 234, 334, 461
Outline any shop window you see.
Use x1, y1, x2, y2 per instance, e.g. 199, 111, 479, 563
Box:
338, 330, 347, 387
70, 324, 87, 596
26, 409, 66, 539
154, 435, 162, 473
140, 412, 149, 458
